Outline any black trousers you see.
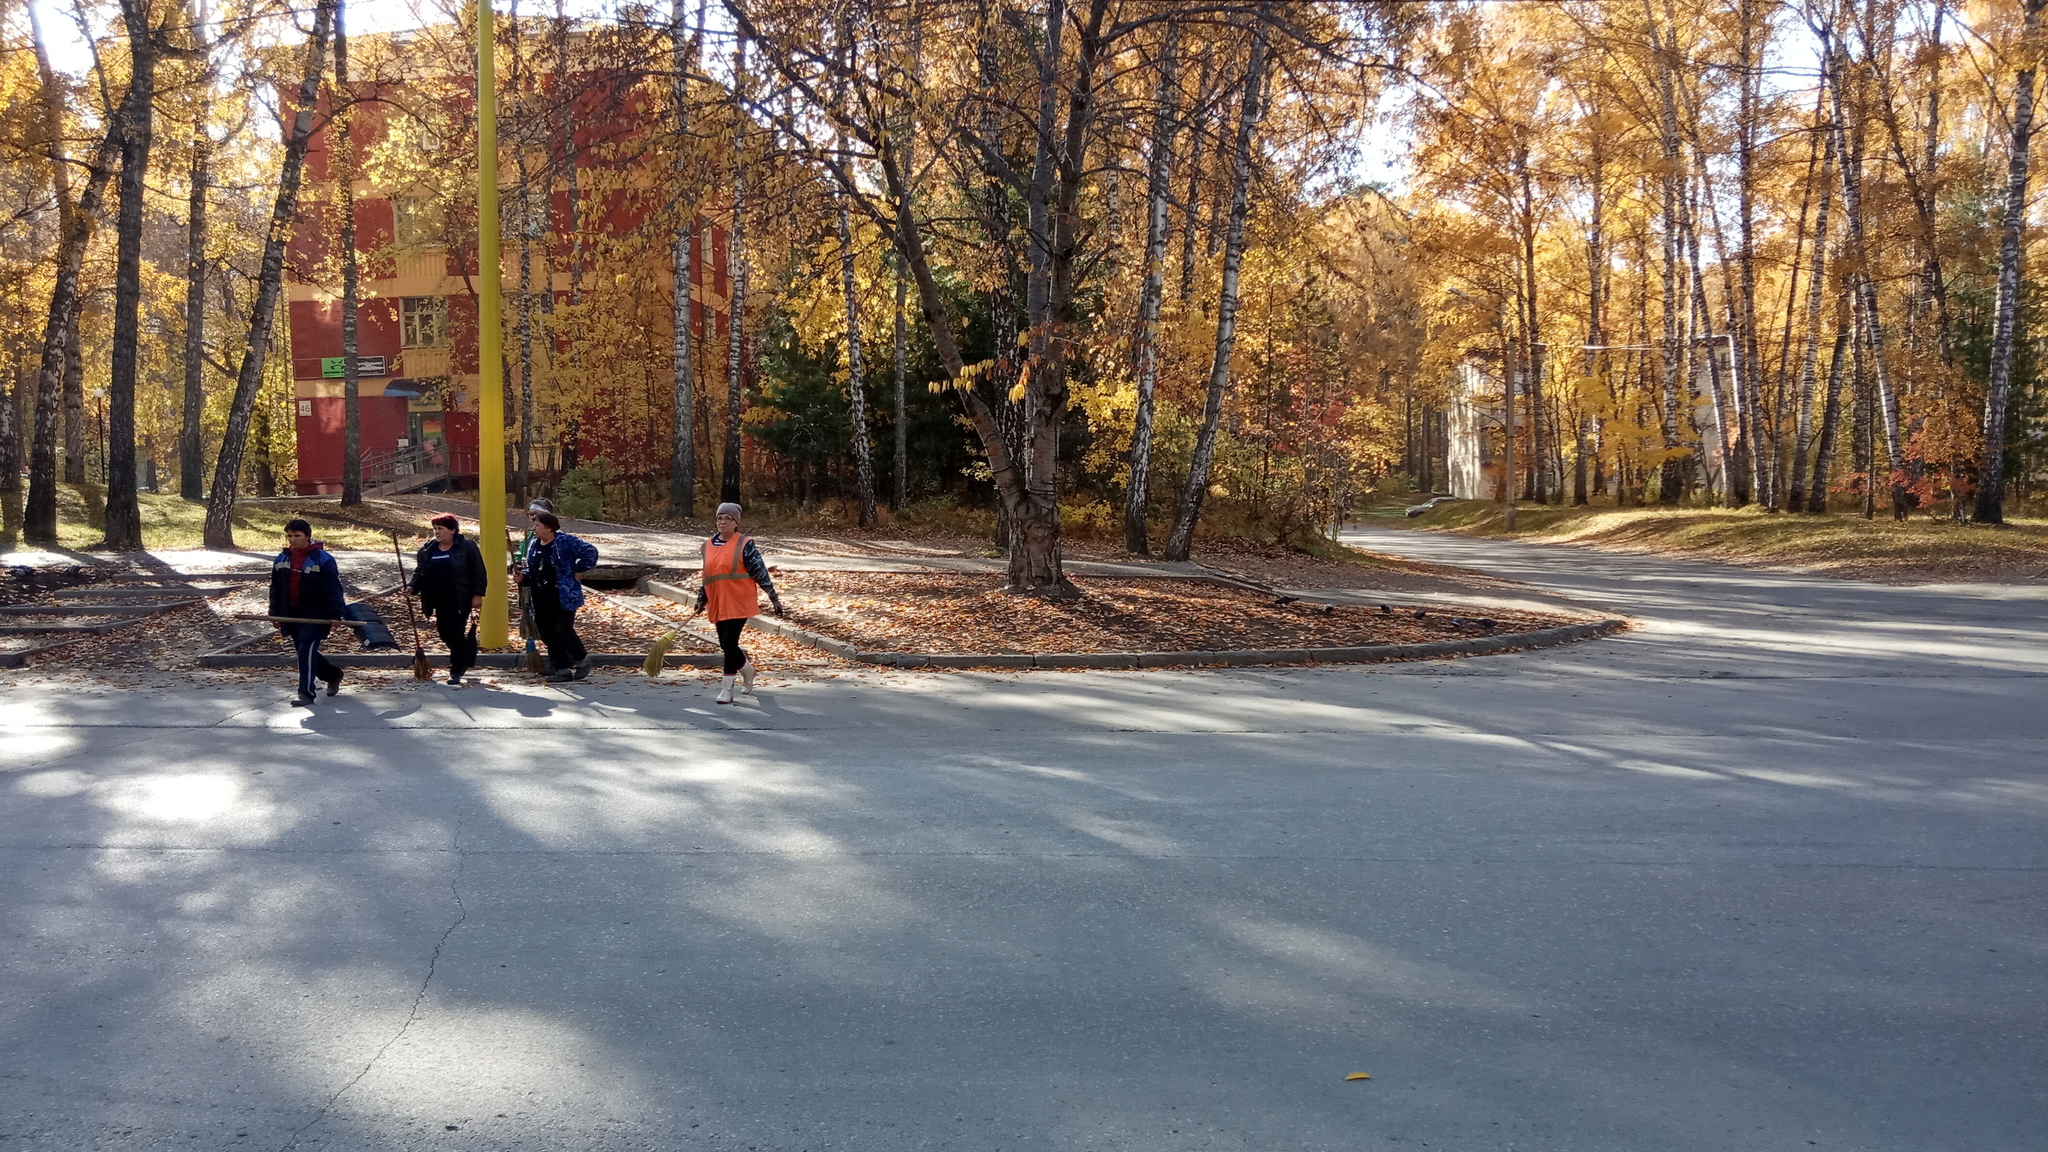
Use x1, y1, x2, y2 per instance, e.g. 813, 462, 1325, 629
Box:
284, 623, 338, 697
432, 605, 477, 677
531, 595, 586, 671
716, 617, 750, 675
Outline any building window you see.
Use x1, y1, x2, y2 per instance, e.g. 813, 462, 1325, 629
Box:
401, 296, 446, 348
394, 198, 437, 248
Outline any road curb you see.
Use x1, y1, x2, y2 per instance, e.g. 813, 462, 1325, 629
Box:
196, 651, 723, 670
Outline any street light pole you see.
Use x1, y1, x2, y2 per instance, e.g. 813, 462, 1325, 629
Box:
474, 0, 509, 648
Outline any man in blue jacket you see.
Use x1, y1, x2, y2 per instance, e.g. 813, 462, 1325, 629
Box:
514, 509, 599, 682
270, 519, 348, 706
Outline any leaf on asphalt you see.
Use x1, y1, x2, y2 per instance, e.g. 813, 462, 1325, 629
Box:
1345, 1072, 1371, 1081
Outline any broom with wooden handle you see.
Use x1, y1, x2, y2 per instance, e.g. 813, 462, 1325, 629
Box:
642, 630, 676, 676
390, 532, 432, 680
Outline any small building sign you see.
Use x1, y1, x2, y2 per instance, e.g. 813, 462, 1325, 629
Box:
320, 355, 389, 378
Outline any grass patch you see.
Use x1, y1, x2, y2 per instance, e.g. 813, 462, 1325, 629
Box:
1404, 499, 2048, 583
35, 486, 419, 553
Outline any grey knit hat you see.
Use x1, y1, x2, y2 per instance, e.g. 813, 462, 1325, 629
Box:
715, 502, 742, 520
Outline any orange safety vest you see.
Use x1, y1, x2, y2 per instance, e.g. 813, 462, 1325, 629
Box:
701, 534, 760, 623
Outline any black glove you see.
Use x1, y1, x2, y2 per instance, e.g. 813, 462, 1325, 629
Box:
771, 599, 785, 618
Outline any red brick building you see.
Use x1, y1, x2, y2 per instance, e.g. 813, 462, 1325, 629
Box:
285, 40, 732, 495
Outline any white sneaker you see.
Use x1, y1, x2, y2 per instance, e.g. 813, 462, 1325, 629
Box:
739, 661, 756, 694
715, 675, 736, 704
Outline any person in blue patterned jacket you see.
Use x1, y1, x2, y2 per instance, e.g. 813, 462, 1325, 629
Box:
269, 519, 348, 706
515, 509, 600, 682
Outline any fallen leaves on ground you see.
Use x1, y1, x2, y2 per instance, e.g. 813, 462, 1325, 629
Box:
768, 573, 1568, 655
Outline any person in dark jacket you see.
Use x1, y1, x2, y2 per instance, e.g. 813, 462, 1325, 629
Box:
269, 519, 348, 706
409, 513, 489, 685
515, 509, 599, 682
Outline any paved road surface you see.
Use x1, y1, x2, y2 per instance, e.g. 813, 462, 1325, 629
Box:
1, 529, 2040, 1150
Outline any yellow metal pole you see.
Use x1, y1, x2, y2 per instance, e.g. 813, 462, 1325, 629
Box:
474, 0, 509, 648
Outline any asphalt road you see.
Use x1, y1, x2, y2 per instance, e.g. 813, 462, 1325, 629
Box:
1, 527, 2041, 1151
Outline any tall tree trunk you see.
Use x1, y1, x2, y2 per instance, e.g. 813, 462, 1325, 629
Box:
1808, 321, 1849, 514
336, 0, 364, 506
63, 318, 86, 485
0, 355, 19, 547
837, 197, 876, 525
1578, 109, 1604, 508
888, 21, 919, 515
1789, 115, 1836, 513
666, 0, 696, 517
1518, 155, 1546, 504
102, 0, 162, 549
1735, 0, 1767, 507
719, 32, 748, 506
179, 111, 209, 501
25, 0, 123, 545
974, 4, 1023, 550
1870, 0, 1953, 368
1177, 57, 1211, 305
1853, 313, 1874, 518
1827, 33, 1911, 519
1975, 0, 2046, 523
1646, 0, 1685, 505
1679, 163, 1738, 505
1125, 21, 1178, 554
203, 0, 337, 548
1164, 16, 1268, 562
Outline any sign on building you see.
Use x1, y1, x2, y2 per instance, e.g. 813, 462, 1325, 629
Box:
320, 355, 389, 378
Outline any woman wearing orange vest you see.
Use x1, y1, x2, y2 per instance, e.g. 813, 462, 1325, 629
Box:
693, 502, 784, 704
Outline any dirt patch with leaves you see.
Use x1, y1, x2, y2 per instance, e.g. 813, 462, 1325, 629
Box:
767, 572, 1575, 656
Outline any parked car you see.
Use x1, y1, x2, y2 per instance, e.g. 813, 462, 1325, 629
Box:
1405, 495, 1461, 518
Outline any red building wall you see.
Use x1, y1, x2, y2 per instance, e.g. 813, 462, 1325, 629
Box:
294, 396, 414, 494
289, 297, 402, 383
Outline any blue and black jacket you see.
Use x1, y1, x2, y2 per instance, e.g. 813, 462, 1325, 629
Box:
269, 543, 349, 632
518, 531, 600, 611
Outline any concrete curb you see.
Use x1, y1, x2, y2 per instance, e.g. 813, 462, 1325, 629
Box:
196, 650, 722, 670
639, 571, 1626, 670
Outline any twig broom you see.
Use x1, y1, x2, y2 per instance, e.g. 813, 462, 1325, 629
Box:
643, 629, 677, 676
390, 532, 432, 680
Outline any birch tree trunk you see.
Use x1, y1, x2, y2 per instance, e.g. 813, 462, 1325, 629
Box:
25, 0, 123, 545
1164, 16, 1268, 563
102, 0, 162, 550
719, 32, 749, 506
179, 116, 210, 501
1975, 0, 2046, 523
1125, 21, 1178, 554
1177, 57, 1211, 305
1808, 325, 1850, 512
667, 0, 696, 517
1645, 0, 1686, 505
203, 0, 337, 549
1789, 116, 1835, 513
838, 190, 877, 526
0, 356, 18, 549
336, 0, 364, 507
1735, 0, 1767, 507
1577, 111, 1604, 507
1827, 34, 1911, 519
62, 320, 85, 485
1518, 156, 1546, 504
888, 22, 918, 514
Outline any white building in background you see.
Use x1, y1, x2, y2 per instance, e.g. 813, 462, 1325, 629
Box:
1446, 354, 1507, 501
